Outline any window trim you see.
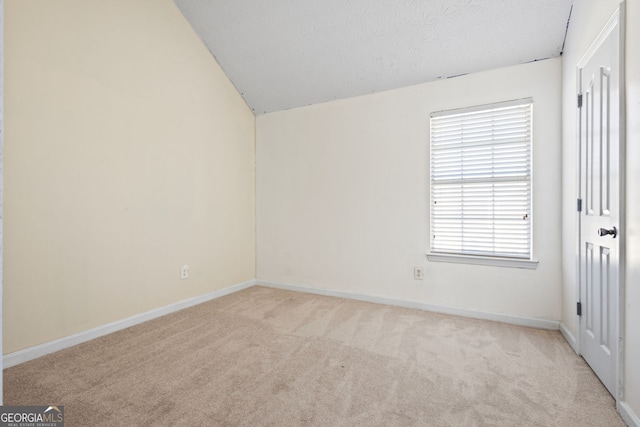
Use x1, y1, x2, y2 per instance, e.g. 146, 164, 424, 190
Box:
426, 252, 538, 269
428, 98, 537, 268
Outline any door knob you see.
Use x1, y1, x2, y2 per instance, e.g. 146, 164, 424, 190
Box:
598, 226, 618, 238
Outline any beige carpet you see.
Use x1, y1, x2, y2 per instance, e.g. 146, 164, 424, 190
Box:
4, 286, 625, 426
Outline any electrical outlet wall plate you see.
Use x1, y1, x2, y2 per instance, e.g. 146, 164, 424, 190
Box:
180, 265, 189, 279
414, 267, 424, 280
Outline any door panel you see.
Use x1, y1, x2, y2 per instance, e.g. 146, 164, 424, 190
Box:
578, 8, 622, 398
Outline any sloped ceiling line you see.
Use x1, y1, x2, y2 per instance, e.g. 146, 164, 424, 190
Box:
174, 0, 574, 114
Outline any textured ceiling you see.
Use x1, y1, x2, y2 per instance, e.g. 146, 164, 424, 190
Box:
174, 0, 573, 114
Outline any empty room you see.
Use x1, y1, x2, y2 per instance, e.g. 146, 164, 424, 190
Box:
2, 0, 640, 426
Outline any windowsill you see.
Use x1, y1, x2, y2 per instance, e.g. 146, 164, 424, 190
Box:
426, 253, 539, 269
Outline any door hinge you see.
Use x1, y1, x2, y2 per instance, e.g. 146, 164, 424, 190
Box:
577, 302, 582, 316
577, 93, 583, 108
577, 198, 583, 212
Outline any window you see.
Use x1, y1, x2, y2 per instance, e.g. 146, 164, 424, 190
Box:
428, 98, 537, 269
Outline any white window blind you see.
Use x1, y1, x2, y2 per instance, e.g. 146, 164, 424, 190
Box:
430, 99, 533, 259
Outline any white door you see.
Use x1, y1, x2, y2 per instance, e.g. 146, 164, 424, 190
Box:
578, 7, 623, 398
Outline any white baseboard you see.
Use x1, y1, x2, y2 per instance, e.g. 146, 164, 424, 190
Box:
560, 323, 579, 354
4, 278, 564, 368
3, 280, 256, 368
258, 280, 560, 331
620, 401, 640, 427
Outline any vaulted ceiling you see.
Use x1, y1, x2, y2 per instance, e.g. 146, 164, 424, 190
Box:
174, 0, 573, 114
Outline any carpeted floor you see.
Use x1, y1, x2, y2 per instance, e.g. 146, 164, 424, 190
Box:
4, 286, 625, 426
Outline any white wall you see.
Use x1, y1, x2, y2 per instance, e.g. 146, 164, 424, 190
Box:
4, 0, 256, 354
625, 0, 640, 416
257, 58, 562, 323
561, 0, 640, 423
1, 0, 4, 405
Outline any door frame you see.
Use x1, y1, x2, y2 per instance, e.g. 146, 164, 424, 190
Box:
575, 2, 626, 401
